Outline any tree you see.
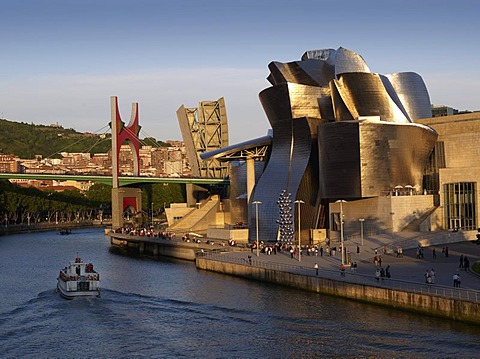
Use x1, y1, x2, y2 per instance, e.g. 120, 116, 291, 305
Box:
86, 183, 112, 204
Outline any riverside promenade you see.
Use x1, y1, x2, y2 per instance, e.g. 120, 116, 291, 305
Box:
196, 236, 480, 324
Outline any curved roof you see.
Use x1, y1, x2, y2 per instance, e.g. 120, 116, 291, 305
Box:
200, 135, 272, 161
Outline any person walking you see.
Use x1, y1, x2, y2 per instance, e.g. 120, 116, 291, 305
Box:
430, 268, 436, 284
459, 254, 464, 269
314, 263, 319, 276
385, 265, 391, 278
453, 273, 460, 287
425, 269, 432, 284
432, 248, 436, 259
375, 268, 380, 282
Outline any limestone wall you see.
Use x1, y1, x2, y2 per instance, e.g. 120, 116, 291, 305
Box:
196, 257, 480, 325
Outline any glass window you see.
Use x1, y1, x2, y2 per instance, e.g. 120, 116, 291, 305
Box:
444, 182, 476, 230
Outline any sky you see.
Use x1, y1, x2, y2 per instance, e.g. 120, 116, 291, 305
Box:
0, 0, 479, 145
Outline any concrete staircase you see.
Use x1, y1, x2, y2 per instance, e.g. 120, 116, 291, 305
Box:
167, 194, 220, 234
401, 206, 438, 232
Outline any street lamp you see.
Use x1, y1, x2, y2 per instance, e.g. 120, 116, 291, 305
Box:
253, 201, 262, 257
359, 218, 365, 246
151, 202, 154, 226
336, 200, 347, 265
294, 200, 305, 262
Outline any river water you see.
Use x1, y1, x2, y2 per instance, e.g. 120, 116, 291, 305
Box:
1, 227, 479, 358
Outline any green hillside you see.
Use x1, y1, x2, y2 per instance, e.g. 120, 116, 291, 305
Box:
0, 119, 111, 158
0, 119, 169, 159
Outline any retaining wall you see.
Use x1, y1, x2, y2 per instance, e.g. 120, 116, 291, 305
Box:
196, 257, 480, 325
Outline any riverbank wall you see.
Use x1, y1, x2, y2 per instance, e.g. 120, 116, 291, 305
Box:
109, 233, 234, 261
196, 255, 480, 325
0, 220, 99, 236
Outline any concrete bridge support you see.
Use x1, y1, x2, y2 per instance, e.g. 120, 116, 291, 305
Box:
110, 96, 142, 229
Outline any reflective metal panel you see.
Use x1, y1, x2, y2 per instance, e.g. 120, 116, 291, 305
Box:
259, 83, 326, 122
301, 48, 336, 61
386, 72, 432, 121
359, 121, 437, 197
318, 121, 438, 198
318, 122, 361, 198
249, 116, 320, 241
331, 47, 371, 76
333, 73, 410, 123
268, 61, 322, 87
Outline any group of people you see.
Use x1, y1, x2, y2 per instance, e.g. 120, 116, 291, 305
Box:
374, 265, 391, 281
250, 242, 337, 259
424, 268, 436, 284
459, 254, 470, 270
114, 225, 176, 239
416, 245, 425, 259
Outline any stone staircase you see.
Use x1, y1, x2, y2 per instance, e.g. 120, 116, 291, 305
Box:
401, 206, 438, 232
167, 194, 220, 234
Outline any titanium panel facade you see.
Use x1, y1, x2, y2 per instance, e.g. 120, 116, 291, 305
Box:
333, 73, 410, 123
249, 116, 320, 241
259, 83, 325, 121
386, 72, 432, 121
330, 47, 371, 76
318, 121, 437, 199
199, 46, 438, 241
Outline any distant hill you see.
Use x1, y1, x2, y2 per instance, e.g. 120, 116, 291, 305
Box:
0, 119, 168, 159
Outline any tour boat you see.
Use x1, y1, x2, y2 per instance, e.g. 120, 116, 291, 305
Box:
57, 257, 100, 299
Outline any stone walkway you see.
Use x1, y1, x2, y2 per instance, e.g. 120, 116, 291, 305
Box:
227, 239, 480, 291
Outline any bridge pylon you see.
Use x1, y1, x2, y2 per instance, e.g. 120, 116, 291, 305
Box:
110, 96, 143, 229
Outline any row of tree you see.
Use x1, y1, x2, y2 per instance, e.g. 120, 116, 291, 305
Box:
0, 180, 186, 226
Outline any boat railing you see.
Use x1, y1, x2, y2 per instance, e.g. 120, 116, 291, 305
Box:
197, 252, 480, 303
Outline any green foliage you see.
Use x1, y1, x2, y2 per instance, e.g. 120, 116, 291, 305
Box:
0, 179, 101, 224
474, 233, 480, 245
141, 183, 186, 211
0, 119, 170, 159
86, 183, 112, 205
142, 137, 170, 148
0, 119, 111, 158
472, 261, 480, 275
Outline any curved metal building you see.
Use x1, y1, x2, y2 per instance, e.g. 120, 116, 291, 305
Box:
197, 47, 438, 242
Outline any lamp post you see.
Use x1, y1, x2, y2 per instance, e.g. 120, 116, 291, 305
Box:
253, 201, 262, 257
151, 202, 154, 226
336, 200, 347, 265
359, 218, 365, 246
294, 200, 305, 262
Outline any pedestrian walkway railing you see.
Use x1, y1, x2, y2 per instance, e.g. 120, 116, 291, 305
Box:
197, 251, 480, 303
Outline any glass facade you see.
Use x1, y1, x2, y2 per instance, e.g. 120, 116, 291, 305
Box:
444, 182, 476, 230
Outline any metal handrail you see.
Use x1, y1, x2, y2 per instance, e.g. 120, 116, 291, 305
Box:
197, 252, 480, 303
